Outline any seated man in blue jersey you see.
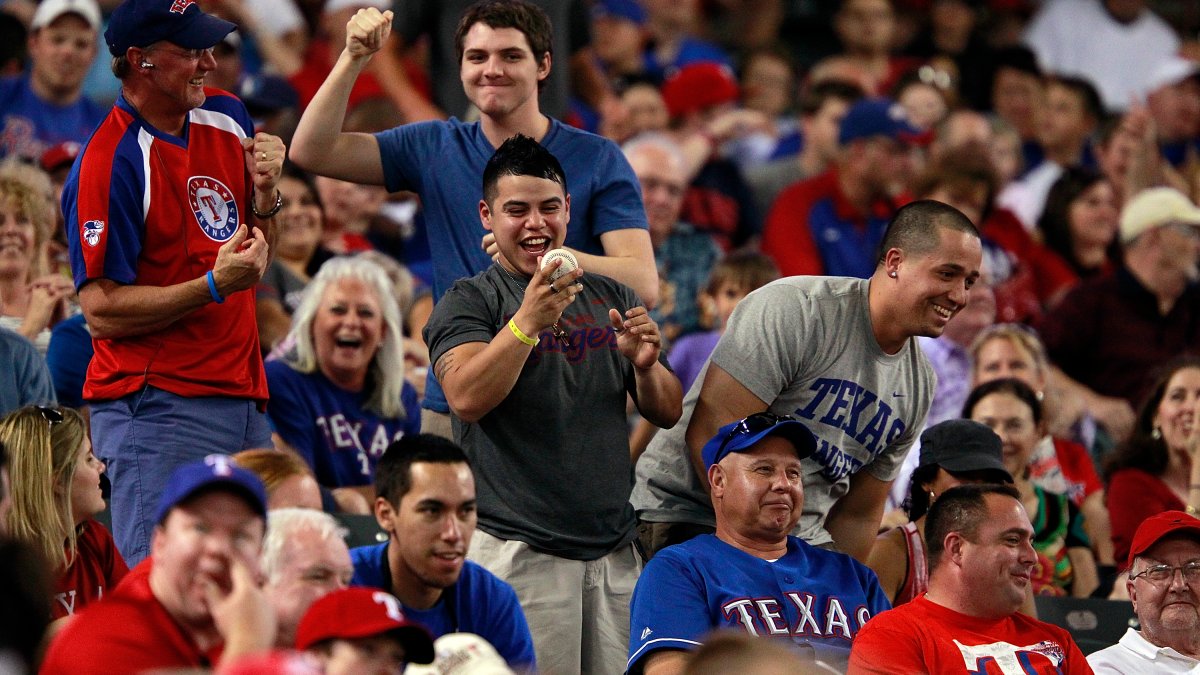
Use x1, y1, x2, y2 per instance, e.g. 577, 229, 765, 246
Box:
627, 413, 891, 674
349, 434, 535, 670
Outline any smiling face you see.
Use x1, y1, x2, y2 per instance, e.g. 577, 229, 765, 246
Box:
0, 198, 37, 281
312, 277, 385, 391
28, 14, 96, 101
150, 491, 265, 630
459, 23, 548, 122
1130, 536, 1200, 646
276, 175, 324, 265
268, 526, 354, 648
1067, 180, 1118, 252
958, 493, 1037, 616
67, 435, 105, 525
711, 436, 805, 544
138, 41, 217, 116
888, 225, 983, 342
627, 144, 686, 245
1154, 367, 1200, 454
381, 462, 477, 604
480, 173, 569, 277
970, 391, 1041, 477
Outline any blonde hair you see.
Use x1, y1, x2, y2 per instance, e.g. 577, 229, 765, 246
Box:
0, 172, 54, 279
970, 323, 1048, 379
282, 256, 406, 418
0, 406, 88, 571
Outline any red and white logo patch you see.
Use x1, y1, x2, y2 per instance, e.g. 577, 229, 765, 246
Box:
188, 175, 240, 242
169, 0, 195, 14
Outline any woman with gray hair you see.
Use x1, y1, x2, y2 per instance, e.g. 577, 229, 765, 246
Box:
266, 255, 419, 500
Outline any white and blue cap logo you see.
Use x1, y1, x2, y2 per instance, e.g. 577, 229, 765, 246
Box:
188, 175, 239, 242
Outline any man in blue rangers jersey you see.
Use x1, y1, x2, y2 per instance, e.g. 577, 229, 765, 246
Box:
627, 413, 891, 674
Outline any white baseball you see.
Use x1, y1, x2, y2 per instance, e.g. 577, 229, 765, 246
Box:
540, 248, 578, 283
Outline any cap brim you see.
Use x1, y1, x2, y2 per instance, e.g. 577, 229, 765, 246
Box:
169, 12, 237, 50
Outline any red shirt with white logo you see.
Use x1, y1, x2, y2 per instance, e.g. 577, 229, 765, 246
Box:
63, 89, 267, 403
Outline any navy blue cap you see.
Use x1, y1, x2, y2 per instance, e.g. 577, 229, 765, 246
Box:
838, 97, 928, 146
105, 0, 236, 57
702, 413, 817, 471
592, 0, 646, 25
155, 454, 268, 524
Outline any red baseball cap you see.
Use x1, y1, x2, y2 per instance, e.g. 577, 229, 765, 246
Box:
1127, 510, 1200, 569
661, 62, 740, 119
295, 588, 435, 664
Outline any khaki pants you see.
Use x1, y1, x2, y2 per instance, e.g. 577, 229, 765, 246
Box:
420, 408, 454, 440
469, 530, 642, 675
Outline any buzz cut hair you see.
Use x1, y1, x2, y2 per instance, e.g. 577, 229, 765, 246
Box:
925, 483, 1021, 570
481, 133, 567, 207
876, 199, 980, 265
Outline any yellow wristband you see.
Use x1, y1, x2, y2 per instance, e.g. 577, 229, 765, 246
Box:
507, 318, 538, 346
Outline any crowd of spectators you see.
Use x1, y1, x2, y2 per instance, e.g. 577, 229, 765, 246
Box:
2, 0, 1200, 672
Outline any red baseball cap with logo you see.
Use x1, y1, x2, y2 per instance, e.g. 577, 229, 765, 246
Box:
295, 587, 435, 664
1127, 510, 1200, 569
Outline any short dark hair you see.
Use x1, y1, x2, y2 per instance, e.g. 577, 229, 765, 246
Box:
1046, 75, 1105, 123
926, 483, 1021, 569
482, 133, 567, 206
374, 434, 472, 504
454, 0, 552, 78
876, 199, 980, 265
705, 251, 779, 296
962, 377, 1043, 426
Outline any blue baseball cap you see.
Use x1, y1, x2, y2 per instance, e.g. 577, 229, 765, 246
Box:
592, 0, 647, 26
702, 413, 817, 471
105, 0, 237, 57
155, 454, 268, 524
838, 97, 928, 146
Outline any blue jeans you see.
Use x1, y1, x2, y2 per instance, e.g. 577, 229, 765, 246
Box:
91, 386, 271, 566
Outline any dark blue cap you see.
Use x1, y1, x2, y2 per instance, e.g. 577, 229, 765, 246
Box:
838, 97, 928, 146
155, 454, 268, 524
593, 0, 647, 25
105, 0, 236, 57
702, 413, 817, 471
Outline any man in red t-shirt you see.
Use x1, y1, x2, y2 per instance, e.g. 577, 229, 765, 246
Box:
41, 455, 276, 674
849, 483, 1092, 674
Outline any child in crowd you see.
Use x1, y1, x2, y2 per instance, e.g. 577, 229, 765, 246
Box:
630, 252, 778, 459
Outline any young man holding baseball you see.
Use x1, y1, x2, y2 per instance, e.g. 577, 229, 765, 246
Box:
423, 134, 682, 674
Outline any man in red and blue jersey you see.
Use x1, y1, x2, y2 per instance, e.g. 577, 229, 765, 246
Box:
62, 0, 286, 566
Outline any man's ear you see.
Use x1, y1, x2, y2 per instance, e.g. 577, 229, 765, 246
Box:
374, 497, 396, 534
944, 532, 966, 565
537, 51, 551, 82
883, 247, 904, 279
709, 464, 725, 497
479, 199, 493, 231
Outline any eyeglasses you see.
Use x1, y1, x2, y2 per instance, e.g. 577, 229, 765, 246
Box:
1131, 561, 1200, 585
716, 412, 795, 457
153, 46, 215, 61
36, 406, 63, 428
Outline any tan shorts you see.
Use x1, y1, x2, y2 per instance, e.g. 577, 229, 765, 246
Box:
469, 530, 642, 675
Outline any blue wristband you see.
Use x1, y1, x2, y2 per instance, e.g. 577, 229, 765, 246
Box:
206, 270, 224, 304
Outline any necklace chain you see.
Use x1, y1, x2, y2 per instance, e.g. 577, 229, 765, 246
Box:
494, 263, 570, 346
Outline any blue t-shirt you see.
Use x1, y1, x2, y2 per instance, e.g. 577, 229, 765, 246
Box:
46, 314, 93, 408
265, 360, 421, 487
350, 542, 536, 669
0, 326, 56, 416
373, 117, 648, 413
0, 75, 106, 161
627, 534, 890, 673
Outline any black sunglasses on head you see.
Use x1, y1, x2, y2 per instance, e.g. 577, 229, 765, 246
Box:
36, 406, 63, 427
717, 412, 795, 457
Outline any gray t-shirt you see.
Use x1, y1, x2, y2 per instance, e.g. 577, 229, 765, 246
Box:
632, 276, 935, 548
425, 265, 667, 560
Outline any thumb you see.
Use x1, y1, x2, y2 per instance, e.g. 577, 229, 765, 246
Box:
608, 308, 624, 330
225, 223, 248, 247
241, 136, 255, 152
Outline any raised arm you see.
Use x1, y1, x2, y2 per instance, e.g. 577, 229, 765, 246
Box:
437, 261, 583, 423
289, 8, 389, 185
80, 224, 268, 339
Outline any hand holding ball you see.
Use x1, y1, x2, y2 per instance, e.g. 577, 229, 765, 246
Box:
541, 249, 579, 283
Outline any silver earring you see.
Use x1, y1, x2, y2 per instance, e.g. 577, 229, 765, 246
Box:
889, 271, 898, 278
1153, 427, 1163, 440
